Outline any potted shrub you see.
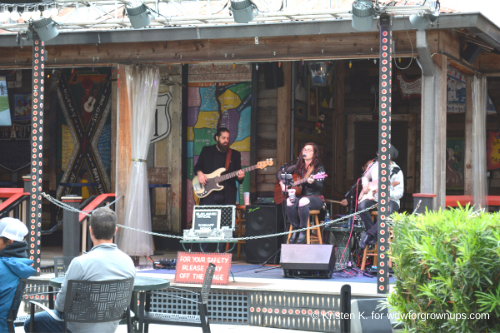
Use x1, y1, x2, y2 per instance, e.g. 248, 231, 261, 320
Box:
387, 206, 500, 332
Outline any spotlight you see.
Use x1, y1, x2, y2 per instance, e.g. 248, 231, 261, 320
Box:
33, 17, 59, 41
126, 3, 151, 29
409, 13, 438, 31
9, 6, 20, 21
230, 0, 257, 24
32, 6, 41, 20
351, 0, 374, 31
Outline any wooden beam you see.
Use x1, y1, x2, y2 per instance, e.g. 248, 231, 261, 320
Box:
333, 60, 345, 196
276, 62, 291, 170
434, 54, 448, 209
346, 115, 356, 190
0, 31, 423, 68
250, 64, 258, 201
464, 76, 473, 195
115, 64, 132, 235
478, 52, 500, 76
407, 114, 417, 195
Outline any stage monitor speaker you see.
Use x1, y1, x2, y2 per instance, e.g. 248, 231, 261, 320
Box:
245, 204, 284, 264
280, 244, 335, 278
461, 42, 482, 64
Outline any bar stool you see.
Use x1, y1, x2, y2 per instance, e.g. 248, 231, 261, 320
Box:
287, 210, 323, 244
226, 205, 246, 259
360, 210, 379, 270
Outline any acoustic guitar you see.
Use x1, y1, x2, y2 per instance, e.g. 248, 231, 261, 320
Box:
274, 172, 328, 205
192, 159, 273, 199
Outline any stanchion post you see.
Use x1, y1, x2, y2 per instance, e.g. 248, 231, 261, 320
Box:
61, 195, 82, 259
340, 284, 351, 333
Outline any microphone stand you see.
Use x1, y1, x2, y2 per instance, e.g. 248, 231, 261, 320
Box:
255, 157, 299, 273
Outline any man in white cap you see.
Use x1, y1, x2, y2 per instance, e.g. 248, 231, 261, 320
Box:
0, 217, 36, 332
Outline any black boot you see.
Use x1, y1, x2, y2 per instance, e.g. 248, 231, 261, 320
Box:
296, 232, 307, 244
288, 231, 299, 244
359, 232, 374, 249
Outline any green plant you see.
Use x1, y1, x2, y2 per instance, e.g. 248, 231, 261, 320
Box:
387, 206, 500, 332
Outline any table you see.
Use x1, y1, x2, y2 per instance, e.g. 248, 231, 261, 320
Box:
49, 276, 170, 332
49, 276, 170, 291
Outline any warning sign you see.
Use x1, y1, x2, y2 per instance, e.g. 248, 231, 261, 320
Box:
174, 252, 232, 285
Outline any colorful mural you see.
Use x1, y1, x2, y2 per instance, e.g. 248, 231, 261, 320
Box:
186, 82, 251, 224
56, 68, 112, 200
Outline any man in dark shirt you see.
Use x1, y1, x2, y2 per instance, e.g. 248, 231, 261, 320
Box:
193, 127, 244, 251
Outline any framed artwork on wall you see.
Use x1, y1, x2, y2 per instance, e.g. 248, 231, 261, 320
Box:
12, 93, 32, 121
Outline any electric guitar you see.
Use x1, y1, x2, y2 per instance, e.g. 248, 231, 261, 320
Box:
358, 180, 401, 204
274, 172, 328, 205
193, 159, 273, 199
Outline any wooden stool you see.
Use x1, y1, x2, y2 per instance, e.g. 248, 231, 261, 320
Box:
360, 227, 394, 271
226, 205, 246, 259
287, 210, 323, 244
370, 210, 378, 222
361, 244, 378, 271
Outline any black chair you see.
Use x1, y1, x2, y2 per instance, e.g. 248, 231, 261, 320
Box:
3, 278, 27, 333
29, 277, 135, 333
138, 263, 216, 333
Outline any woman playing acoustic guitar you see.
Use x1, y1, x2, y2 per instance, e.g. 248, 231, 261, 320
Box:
277, 143, 326, 244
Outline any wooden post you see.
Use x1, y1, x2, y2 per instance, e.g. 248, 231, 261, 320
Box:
433, 54, 448, 209
334, 60, 345, 197
115, 64, 132, 233
464, 76, 473, 195
276, 62, 292, 169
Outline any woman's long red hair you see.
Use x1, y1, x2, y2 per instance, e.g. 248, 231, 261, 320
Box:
294, 142, 322, 176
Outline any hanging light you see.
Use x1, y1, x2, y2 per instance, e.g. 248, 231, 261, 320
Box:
9, 6, 20, 21
42, 5, 51, 19
351, 0, 374, 31
32, 6, 41, 20
33, 17, 59, 41
230, 0, 256, 24
21, 6, 32, 21
0, 6, 8, 22
49, 4, 58, 18
126, 3, 151, 29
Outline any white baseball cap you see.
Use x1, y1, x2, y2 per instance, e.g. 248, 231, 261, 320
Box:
0, 217, 28, 242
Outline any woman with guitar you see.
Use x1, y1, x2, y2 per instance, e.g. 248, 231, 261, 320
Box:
277, 143, 326, 244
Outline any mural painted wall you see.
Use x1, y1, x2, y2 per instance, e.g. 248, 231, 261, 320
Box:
56, 68, 112, 201
186, 81, 251, 224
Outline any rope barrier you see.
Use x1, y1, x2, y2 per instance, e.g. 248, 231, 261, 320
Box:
40, 192, 377, 242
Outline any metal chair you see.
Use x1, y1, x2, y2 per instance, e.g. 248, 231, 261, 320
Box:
4, 278, 27, 333
138, 263, 216, 333
29, 277, 134, 333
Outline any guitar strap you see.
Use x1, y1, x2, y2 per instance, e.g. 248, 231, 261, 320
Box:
304, 165, 314, 180
225, 148, 233, 171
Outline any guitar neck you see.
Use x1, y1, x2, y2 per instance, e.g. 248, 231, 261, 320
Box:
214, 165, 257, 183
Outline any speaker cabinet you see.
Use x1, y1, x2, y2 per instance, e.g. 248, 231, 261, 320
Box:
280, 244, 335, 278
245, 204, 284, 264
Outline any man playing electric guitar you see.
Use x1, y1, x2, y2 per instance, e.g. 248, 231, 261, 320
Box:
358, 145, 404, 249
193, 127, 244, 252
277, 142, 326, 244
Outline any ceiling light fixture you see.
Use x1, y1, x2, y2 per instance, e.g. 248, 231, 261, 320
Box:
126, 3, 151, 29
230, 0, 257, 24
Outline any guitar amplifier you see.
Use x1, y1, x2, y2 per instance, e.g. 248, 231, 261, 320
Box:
192, 205, 235, 229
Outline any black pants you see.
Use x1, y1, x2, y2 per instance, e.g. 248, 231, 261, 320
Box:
358, 199, 399, 237
198, 193, 226, 253
286, 195, 324, 229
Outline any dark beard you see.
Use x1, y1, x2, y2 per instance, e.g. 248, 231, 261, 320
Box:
217, 142, 229, 152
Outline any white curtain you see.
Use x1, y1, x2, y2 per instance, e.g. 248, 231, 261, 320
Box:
116, 66, 160, 256
471, 76, 488, 211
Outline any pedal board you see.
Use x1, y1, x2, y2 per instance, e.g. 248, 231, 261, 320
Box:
154, 258, 177, 269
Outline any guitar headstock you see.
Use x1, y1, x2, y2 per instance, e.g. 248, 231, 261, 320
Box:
256, 158, 274, 169
313, 172, 328, 180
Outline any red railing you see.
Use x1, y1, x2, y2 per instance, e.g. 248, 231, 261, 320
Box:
79, 193, 116, 222
446, 195, 500, 207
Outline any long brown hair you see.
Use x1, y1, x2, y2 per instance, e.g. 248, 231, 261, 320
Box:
294, 142, 322, 177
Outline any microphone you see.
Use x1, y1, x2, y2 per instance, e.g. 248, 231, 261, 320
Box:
302, 154, 306, 158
